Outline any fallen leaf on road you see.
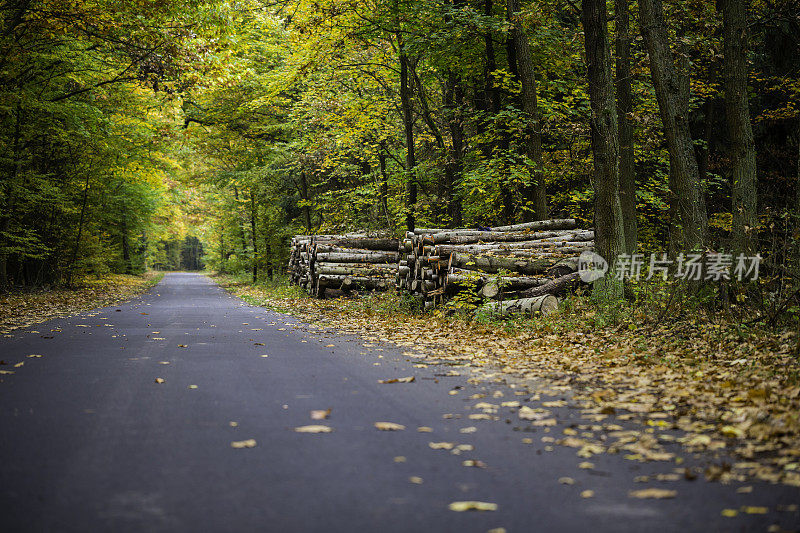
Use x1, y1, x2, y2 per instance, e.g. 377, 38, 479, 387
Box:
629, 488, 677, 499
325, 344, 335, 347
579, 462, 595, 469
394, 456, 406, 462
27, 354, 42, 358
448, 501, 498, 512
229, 421, 238, 427
378, 376, 415, 384
177, 344, 187, 348
154, 378, 165, 384
188, 385, 198, 389
559, 477, 575, 485
260, 354, 269, 358
417, 426, 433, 432
409, 476, 423, 484
462, 459, 487, 468
429, 442, 455, 450
0, 370, 14, 375
13, 362, 23, 368
736, 486, 753, 493
721, 509, 738, 517
159, 361, 170, 365
310, 409, 331, 420
581, 490, 595, 498
375, 422, 406, 431
460, 427, 477, 434
254, 342, 265, 346
741, 506, 768, 514
294, 425, 333, 433
230, 439, 257, 448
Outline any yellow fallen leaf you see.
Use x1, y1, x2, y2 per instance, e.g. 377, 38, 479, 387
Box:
629, 488, 677, 499
0, 370, 14, 375
188, 385, 198, 389
581, 490, 595, 498
417, 426, 433, 433
294, 425, 333, 433
394, 456, 406, 463
325, 344, 335, 347
429, 442, 455, 450
27, 354, 42, 358
740, 506, 768, 514
375, 422, 406, 431
229, 421, 238, 427
487, 528, 506, 533
448, 501, 498, 512
378, 376, 415, 384
409, 476, 423, 484
261, 354, 269, 358
579, 462, 595, 469
159, 361, 170, 365
462, 459, 487, 468
154, 377, 165, 384
460, 427, 477, 434
13, 362, 23, 368
230, 439, 257, 448
721, 509, 738, 517
177, 344, 188, 348
559, 477, 575, 485
736, 486, 753, 494
310, 409, 331, 420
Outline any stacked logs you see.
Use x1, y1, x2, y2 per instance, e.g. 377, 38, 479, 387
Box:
288, 233, 400, 298
398, 219, 593, 313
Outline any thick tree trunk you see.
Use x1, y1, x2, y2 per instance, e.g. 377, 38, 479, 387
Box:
508, 0, 547, 221
721, 0, 758, 256
639, 0, 708, 250
397, 32, 417, 232
616, 0, 637, 253
583, 0, 626, 298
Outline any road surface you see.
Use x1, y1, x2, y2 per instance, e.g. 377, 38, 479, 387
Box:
1, 273, 798, 532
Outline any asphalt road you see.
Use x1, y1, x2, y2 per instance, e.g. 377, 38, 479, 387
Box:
1, 273, 798, 532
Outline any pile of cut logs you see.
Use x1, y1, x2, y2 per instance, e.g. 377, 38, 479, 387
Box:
288, 233, 400, 298
287, 220, 593, 316
398, 219, 593, 313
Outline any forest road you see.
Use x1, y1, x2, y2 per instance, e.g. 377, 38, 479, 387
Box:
0, 272, 798, 533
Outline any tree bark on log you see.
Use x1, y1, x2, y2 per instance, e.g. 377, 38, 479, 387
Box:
315, 251, 399, 263
519, 271, 584, 298
481, 295, 558, 316
449, 252, 577, 275
490, 219, 575, 232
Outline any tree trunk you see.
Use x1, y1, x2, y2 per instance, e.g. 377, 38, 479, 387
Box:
250, 191, 258, 283
300, 171, 312, 232
378, 141, 390, 227
583, 0, 626, 298
508, 0, 547, 221
639, 0, 708, 250
397, 31, 417, 232
616, 0, 637, 253
445, 72, 464, 227
721, 0, 758, 256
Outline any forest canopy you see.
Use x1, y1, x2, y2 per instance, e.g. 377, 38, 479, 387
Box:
1, 0, 799, 300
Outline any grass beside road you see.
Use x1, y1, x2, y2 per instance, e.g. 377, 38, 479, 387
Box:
0, 271, 164, 335
217, 272, 800, 489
